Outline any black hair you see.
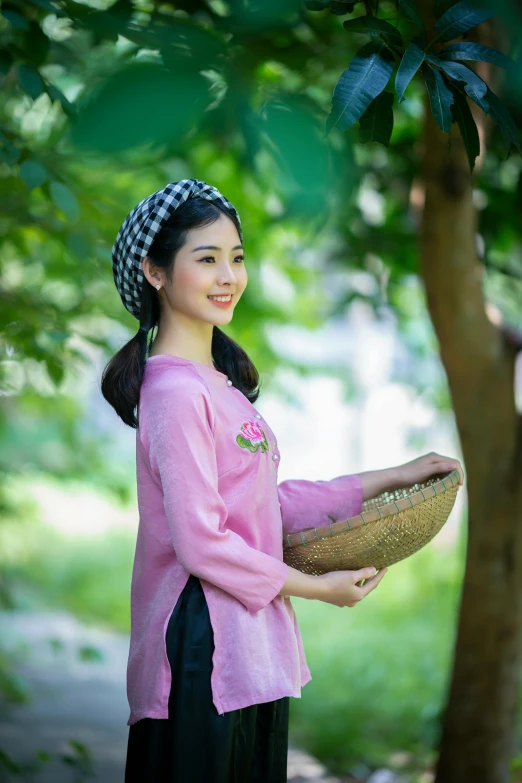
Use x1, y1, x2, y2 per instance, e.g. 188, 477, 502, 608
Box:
101, 197, 261, 428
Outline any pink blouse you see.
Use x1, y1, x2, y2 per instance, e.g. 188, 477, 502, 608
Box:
127, 354, 364, 725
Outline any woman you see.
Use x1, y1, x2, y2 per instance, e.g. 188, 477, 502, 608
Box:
101, 179, 462, 782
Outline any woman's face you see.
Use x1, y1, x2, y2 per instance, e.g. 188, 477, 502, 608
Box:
152, 212, 247, 326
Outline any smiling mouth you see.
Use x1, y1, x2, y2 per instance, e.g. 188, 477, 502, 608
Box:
207, 295, 233, 302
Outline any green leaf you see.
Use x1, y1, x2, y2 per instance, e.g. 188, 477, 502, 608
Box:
437, 60, 487, 99
423, 63, 454, 132
395, 43, 425, 102
434, 1, 493, 44
440, 42, 514, 70
482, 87, 521, 153
331, 0, 358, 13
78, 644, 104, 662
398, 0, 426, 34
342, 16, 403, 47
18, 64, 45, 100
71, 62, 208, 152
460, 83, 519, 153
326, 41, 395, 135
47, 84, 75, 116
359, 90, 394, 146
22, 21, 50, 68
0, 50, 13, 80
449, 85, 480, 171
50, 182, 79, 222
0, 133, 21, 164
27, 0, 62, 11
20, 159, 48, 189
46, 355, 65, 385
1, 10, 29, 29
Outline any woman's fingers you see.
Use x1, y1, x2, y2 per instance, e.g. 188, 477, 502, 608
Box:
358, 568, 387, 595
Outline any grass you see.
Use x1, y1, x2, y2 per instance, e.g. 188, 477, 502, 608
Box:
0, 511, 134, 633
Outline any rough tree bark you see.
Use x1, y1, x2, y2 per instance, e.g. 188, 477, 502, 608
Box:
419, 38, 522, 783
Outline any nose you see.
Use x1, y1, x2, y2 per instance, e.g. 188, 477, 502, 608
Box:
217, 261, 239, 284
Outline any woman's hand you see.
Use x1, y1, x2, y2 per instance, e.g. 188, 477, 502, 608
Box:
316, 567, 387, 608
395, 452, 464, 488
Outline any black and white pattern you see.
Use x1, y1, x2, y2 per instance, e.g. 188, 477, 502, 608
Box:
111, 179, 243, 319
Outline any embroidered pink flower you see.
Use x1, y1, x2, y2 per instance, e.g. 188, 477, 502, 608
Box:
236, 418, 269, 453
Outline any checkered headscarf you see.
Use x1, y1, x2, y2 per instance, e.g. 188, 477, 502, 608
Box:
111, 179, 243, 320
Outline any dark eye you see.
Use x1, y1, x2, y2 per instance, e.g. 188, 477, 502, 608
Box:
199, 256, 245, 263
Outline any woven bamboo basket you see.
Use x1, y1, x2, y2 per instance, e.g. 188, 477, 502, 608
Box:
282, 468, 461, 576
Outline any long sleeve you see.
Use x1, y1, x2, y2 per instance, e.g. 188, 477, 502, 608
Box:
277, 473, 364, 536
146, 374, 289, 614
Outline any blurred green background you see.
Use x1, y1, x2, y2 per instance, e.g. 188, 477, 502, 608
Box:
1, 0, 521, 781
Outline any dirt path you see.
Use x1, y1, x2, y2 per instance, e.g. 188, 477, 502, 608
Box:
0, 610, 363, 783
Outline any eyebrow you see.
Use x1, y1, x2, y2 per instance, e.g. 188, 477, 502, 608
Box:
191, 245, 244, 252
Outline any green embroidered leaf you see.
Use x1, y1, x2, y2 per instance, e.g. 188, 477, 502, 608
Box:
326, 41, 395, 135
440, 42, 514, 70
449, 86, 480, 171
236, 433, 264, 452
434, 1, 493, 45
395, 43, 425, 102
358, 90, 394, 146
423, 62, 454, 133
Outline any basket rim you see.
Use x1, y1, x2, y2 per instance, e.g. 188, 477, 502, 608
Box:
283, 468, 461, 550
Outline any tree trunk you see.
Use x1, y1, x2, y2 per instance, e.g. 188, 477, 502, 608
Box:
420, 95, 522, 783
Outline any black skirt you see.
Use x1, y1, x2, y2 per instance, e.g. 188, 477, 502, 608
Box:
124, 574, 290, 783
